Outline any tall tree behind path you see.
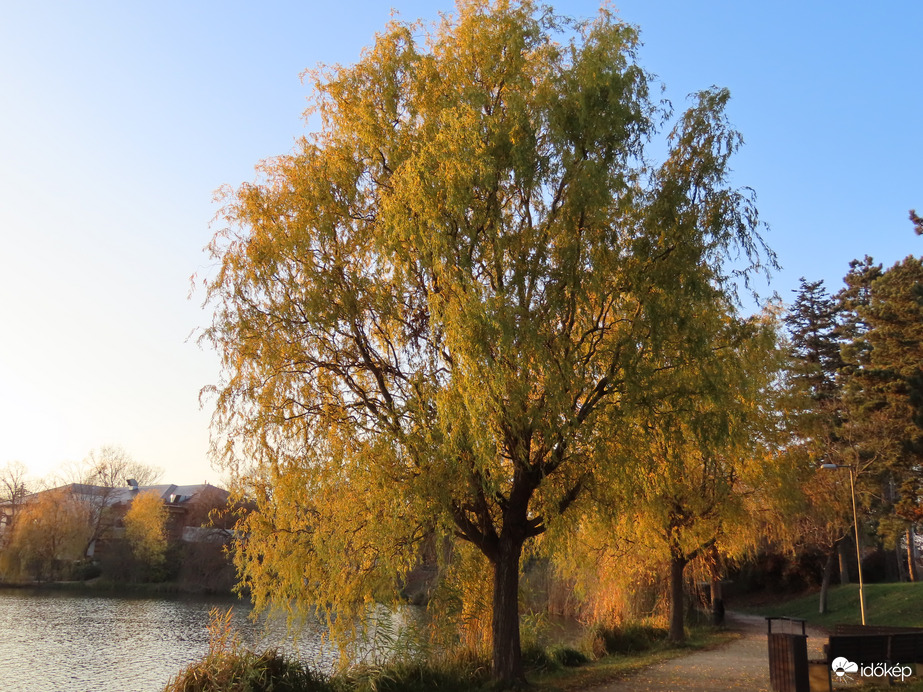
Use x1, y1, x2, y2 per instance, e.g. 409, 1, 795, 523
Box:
201, 1, 773, 685
840, 251, 923, 563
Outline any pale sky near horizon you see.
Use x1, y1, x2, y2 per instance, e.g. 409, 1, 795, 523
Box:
1, 1, 920, 486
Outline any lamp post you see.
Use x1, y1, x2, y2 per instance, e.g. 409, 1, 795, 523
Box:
821, 463, 866, 625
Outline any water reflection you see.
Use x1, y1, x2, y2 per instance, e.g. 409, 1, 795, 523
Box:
0, 590, 334, 692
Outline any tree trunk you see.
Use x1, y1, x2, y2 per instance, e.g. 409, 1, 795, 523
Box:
838, 538, 851, 584
710, 576, 725, 626
669, 555, 688, 642
909, 525, 919, 582
819, 543, 837, 614
897, 540, 908, 582
491, 536, 525, 687
453, 466, 540, 687
707, 544, 724, 626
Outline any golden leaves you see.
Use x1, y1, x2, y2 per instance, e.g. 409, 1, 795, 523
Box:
202, 0, 775, 667
124, 490, 169, 568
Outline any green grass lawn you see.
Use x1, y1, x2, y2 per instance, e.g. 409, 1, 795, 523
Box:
742, 582, 923, 630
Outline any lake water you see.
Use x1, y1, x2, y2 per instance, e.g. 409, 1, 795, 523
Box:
0, 589, 337, 692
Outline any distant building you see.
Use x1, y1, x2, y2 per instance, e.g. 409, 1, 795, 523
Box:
5, 482, 231, 557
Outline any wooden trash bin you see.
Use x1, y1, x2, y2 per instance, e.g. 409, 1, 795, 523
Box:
767, 617, 810, 692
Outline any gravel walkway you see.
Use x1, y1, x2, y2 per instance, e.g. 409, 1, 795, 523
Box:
585, 613, 828, 692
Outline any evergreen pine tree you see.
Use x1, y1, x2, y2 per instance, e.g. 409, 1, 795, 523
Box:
839, 249, 923, 578
784, 278, 852, 610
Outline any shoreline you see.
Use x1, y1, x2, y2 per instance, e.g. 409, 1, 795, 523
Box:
0, 578, 239, 598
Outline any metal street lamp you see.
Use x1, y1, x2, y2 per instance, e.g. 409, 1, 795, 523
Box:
821, 463, 866, 625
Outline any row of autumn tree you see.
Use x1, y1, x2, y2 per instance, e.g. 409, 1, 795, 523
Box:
783, 228, 923, 611
0, 447, 214, 585
195, 1, 922, 686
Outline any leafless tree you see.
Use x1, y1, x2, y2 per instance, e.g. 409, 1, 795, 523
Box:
62, 446, 165, 558
79, 445, 164, 487
0, 461, 30, 540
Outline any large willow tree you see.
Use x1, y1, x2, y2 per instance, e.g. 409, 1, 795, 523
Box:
202, 1, 771, 684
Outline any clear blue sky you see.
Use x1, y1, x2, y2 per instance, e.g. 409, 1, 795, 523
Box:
1, 1, 920, 485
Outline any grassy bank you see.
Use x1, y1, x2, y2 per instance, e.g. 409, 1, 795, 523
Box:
742, 582, 923, 630
165, 614, 734, 692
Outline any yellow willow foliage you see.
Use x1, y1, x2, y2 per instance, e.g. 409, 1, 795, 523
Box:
202, 0, 774, 677
2, 488, 91, 581
424, 540, 495, 656
230, 437, 424, 651
541, 507, 667, 626
124, 490, 169, 569
546, 310, 789, 623
622, 314, 784, 550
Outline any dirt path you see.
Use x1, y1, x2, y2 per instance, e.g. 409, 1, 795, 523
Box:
584, 613, 827, 692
